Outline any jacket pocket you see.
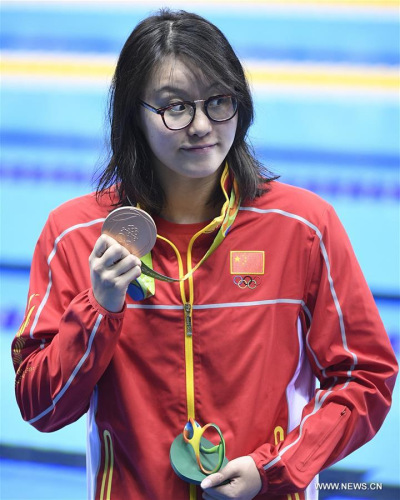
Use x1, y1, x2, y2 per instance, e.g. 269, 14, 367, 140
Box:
296, 403, 351, 472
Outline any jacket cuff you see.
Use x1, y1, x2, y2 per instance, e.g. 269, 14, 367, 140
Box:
88, 288, 126, 318
250, 443, 303, 496
249, 445, 277, 494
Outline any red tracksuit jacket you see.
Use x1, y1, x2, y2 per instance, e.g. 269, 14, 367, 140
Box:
12, 179, 398, 500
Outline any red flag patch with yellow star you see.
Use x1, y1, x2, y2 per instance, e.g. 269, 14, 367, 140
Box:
230, 251, 265, 275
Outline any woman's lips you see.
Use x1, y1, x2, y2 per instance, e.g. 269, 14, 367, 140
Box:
181, 144, 217, 153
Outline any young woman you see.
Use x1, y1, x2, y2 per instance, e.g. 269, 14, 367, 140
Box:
12, 9, 397, 500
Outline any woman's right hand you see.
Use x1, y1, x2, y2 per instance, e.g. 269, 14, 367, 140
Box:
89, 234, 142, 312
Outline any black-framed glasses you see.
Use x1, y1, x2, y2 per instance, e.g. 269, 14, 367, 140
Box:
139, 94, 238, 131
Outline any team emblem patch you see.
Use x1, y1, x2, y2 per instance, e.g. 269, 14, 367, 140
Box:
230, 251, 265, 275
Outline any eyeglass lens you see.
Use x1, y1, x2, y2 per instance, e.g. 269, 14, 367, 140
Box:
164, 96, 237, 130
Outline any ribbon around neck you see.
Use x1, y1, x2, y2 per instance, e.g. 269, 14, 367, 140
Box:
137, 163, 240, 285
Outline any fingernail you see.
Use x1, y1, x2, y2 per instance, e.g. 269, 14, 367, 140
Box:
201, 478, 212, 489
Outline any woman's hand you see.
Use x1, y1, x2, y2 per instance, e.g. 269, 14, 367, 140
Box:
201, 456, 262, 500
89, 234, 142, 312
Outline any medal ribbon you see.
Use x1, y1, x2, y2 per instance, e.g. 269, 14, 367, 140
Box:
140, 163, 240, 283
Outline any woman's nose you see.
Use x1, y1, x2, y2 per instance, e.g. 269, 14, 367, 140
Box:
187, 103, 212, 137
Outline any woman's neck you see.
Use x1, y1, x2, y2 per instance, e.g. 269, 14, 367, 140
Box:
158, 170, 223, 224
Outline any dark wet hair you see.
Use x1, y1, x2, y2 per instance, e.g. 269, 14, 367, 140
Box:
96, 8, 276, 212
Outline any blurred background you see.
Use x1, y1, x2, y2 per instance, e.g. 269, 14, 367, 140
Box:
0, 0, 399, 499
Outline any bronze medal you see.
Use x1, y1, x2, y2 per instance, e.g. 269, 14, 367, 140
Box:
101, 207, 157, 258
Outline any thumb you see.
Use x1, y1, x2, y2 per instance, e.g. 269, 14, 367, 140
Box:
201, 472, 226, 489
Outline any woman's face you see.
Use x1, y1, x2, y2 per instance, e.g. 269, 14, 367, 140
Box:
139, 57, 238, 183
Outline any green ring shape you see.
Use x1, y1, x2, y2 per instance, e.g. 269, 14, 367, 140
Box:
170, 433, 229, 485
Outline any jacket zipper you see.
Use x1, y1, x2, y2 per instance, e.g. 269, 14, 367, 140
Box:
184, 262, 196, 500
157, 229, 208, 500
184, 303, 192, 337
184, 300, 195, 420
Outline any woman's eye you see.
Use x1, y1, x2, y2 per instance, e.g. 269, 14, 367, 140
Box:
169, 102, 187, 113
209, 97, 225, 107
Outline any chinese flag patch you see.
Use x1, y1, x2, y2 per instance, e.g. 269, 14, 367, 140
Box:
230, 251, 265, 275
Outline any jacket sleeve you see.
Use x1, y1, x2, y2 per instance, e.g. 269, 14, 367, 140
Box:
11, 211, 125, 432
250, 204, 398, 495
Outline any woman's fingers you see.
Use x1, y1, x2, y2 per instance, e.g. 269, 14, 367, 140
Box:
89, 234, 142, 312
